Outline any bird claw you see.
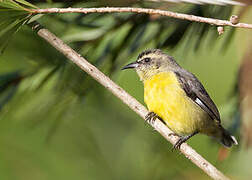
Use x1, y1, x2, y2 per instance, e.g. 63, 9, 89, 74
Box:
145, 112, 158, 125
168, 133, 179, 137
171, 131, 199, 151
172, 138, 184, 151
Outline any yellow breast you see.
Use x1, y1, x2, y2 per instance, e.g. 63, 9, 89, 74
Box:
144, 72, 208, 135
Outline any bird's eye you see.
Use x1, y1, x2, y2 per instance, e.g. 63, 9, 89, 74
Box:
143, 58, 151, 63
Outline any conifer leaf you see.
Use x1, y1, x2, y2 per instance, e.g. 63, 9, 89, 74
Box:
14, 0, 38, 9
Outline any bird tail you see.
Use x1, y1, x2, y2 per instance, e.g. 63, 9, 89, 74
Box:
219, 126, 238, 148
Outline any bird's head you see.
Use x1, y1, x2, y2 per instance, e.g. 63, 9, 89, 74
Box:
122, 49, 180, 81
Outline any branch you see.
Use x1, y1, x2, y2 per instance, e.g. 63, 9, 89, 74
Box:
30, 7, 252, 29
30, 22, 230, 180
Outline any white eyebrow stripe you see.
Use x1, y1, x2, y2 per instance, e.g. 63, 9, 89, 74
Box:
137, 56, 148, 62
137, 58, 145, 63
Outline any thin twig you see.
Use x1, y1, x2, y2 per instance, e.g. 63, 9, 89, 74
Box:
30, 22, 230, 180
30, 7, 252, 29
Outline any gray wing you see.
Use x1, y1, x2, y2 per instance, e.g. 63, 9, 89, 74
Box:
175, 70, 221, 122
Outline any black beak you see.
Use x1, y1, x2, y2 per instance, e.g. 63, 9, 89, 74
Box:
121, 62, 138, 70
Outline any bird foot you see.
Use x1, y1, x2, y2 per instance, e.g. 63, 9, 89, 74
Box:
168, 133, 179, 137
145, 112, 158, 125
172, 131, 199, 151
172, 137, 186, 151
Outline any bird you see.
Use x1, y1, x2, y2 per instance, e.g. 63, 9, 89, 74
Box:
122, 49, 238, 149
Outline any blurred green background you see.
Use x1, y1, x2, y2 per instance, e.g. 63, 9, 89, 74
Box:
0, 0, 252, 180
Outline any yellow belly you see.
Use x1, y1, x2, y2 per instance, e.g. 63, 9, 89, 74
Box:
144, 72, 210, 135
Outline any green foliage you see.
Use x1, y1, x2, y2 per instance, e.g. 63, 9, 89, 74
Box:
0, 71, 20, 110
0, 0, 37, 53
0, 0, 37, 9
